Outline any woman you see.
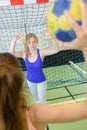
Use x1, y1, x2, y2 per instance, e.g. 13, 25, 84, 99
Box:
10, 31, 61, 104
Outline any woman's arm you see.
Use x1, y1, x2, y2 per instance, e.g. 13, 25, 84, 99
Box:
9, 33, 24, 58
30, 101, 87, 124
40, 39, 62, 58
40, 30, 62, 58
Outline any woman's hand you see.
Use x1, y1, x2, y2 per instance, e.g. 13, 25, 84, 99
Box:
43, 30, 52, 40
14, 32, 23, 42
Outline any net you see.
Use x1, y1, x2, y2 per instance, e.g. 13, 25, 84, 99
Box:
0, 1, 87, 89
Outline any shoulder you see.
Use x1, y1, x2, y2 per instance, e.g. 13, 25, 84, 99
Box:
26, 104, 58, 124
25, 105, 48, 129
28, 104, 45, 122
25, 105, 39, 122
29, 104, 51, 122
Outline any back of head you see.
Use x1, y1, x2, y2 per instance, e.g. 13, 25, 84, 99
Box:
0, 53, 27, 130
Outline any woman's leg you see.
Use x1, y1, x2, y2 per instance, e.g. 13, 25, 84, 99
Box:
27, 80, 39, 103
37, 81, 47, 103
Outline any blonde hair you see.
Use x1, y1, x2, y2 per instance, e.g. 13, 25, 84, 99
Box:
0, 53, 27, 130
24, 33, 38, 57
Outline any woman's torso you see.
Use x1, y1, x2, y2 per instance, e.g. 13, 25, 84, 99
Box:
24, 49, 46, 83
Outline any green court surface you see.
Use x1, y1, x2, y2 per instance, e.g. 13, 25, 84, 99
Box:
23, 62, 87, 130
46, 83, 86, 104
46, 83, 87, 130
49, 119, 87, 130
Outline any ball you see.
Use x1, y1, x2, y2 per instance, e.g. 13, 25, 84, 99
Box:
47, 0, 82, 42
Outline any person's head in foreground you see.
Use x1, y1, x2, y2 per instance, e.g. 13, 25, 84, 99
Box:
0, 53, 27, 130
1, 1, 87, 130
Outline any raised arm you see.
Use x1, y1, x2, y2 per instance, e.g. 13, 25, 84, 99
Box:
43, 30, 53, 40
30, 100, 87, 124
9, 33, 24, 58
41, 30, 62, 58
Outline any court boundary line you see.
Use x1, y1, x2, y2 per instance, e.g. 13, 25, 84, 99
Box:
50, 97, 85, 105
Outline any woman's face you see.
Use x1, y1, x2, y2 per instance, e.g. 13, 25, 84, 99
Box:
27, 37, 37, 50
